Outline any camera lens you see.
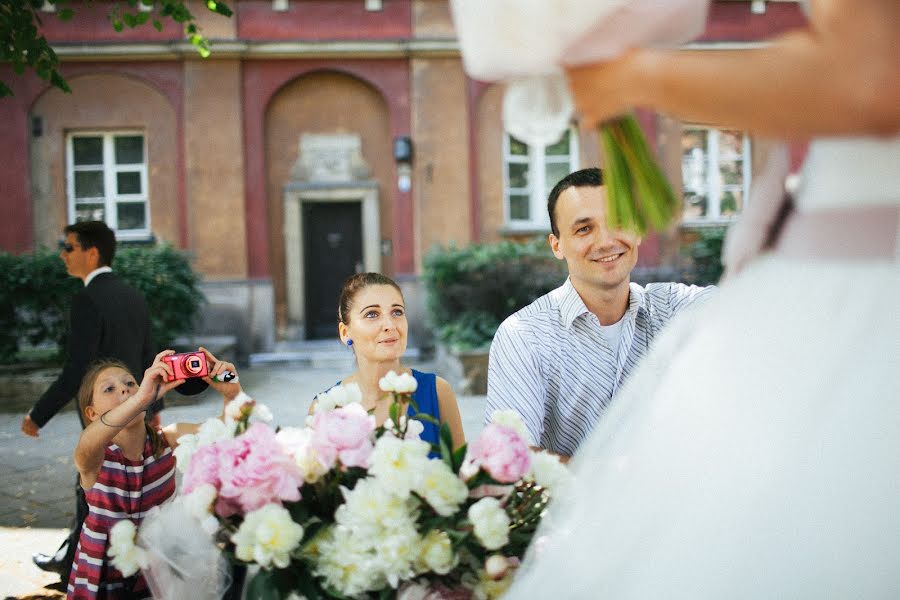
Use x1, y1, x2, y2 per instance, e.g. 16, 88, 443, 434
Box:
183, 355, 203, 375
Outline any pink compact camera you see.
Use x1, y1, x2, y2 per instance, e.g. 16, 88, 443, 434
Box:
162, 352, 209, 381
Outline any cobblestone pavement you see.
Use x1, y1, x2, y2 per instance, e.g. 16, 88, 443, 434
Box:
0, 360, 487, 599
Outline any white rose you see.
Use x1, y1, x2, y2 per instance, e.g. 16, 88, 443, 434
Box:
383, 416, 426, 441
490, 410, 532, 444
313, 383, 362, 414
394, 372, 418, 394
468, 497, 510, 550
484, 554, 510, 580
413, 460, 469, 517
529, 450, 571, 492
369, 437, 430, 497
108, 519, 148, 577
249, 402, 274, 424
417, 530, 457, 575
231, 504, 304, 569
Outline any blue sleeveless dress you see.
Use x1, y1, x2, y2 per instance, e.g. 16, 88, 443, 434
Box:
324, 369, 441, 447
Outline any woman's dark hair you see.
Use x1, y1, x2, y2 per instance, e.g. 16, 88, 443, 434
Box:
78, 359, 167, 458
338, 272, 404, 325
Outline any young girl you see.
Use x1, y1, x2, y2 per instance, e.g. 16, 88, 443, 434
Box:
67, 348, 241, 599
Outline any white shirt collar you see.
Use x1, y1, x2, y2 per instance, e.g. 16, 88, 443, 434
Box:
556, 278, 647, 330
84, 266, 112, 287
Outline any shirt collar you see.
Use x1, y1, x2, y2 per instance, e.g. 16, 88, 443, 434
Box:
84, 266, 112, 287
556, 278, 647, 330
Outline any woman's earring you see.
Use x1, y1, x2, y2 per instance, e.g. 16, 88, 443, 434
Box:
346, 339, 353, 347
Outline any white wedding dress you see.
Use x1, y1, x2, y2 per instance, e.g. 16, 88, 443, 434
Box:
506, 135, 900, 599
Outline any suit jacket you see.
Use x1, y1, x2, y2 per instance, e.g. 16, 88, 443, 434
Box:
29, 272, 158, 428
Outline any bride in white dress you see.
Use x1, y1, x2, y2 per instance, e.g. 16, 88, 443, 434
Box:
506, 0, 899, 597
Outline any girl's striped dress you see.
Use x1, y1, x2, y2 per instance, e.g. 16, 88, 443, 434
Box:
67, 435, 176, 599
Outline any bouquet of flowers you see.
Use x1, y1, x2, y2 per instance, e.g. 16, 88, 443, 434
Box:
110, 374, 570, 599
450, 0, 712, 234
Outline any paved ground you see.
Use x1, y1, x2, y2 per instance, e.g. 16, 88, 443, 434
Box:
0, 359, 487, 599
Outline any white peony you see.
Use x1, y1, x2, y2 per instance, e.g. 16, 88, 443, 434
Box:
315, 525, 384, 596
224, 396, 274, 424
379, 370, 418, 394
313, 382, 362, 413
369, 437, 430, 497
337, 478, 416, 537
374, 526, 421, 588
231, 504, 304, 569
276, 426, 330, 483
413, 459, 469, 517
468, 497, 510, 550
529, 450, 572, 492
174, 417, 235, 472
490, 409, 532, 444
416, 530, 457, 575
382, 415, 426, 441
108, 519, 149, 577
183, 484, 217, 521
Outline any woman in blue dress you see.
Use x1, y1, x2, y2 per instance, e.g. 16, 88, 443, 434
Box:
315, 272, 465, 450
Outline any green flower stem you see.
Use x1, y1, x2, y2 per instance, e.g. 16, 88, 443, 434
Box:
598, 114, 679, 235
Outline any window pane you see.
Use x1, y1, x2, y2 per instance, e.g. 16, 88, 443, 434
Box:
115, 136, 144, 164
545, 162, 571, 195
718, 130, 743, 158
681, 130, 708, 194
545, 130, 571, 156
73, 137, 103, 166
720, 189, 743, 217
507, 162, 529, 189
682, 192, 707, 219
75, 203, 105, 222
117, 171, 142, 195
508, 136, 528, 156
117, 202, 146, 230
719, 160, 743, 186
508, 194, 530, 220
74, 170, 105, 198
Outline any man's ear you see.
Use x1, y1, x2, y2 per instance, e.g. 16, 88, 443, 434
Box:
86, 246, 102, 270
548, 233, 564, 260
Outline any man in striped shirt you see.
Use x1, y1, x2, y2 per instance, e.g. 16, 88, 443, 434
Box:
486, 168, 714, 460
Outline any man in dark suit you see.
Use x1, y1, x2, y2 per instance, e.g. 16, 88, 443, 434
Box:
21, 220, 159, 581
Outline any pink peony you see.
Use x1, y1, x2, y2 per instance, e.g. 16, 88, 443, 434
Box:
311, 402, 375, 469
182, 443, 221, 494
464, 424, 531, 483
213, 423, 304, 517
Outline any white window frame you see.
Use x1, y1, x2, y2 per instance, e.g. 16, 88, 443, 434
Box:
66, 131, 151, 240
503, 127, 579, 231
680, 125, 752, 226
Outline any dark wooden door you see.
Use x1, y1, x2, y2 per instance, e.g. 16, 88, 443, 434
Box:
303, 201, 363, 339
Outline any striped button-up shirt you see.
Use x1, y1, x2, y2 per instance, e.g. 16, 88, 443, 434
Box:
486, 278, 713, 456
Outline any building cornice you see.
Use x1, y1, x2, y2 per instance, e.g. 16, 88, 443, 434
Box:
53, 39, 462, 61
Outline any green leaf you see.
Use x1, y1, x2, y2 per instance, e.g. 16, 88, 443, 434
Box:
388, 400, 399, 425
58, 8, 74, 21
153, 18, 163, 31
244, 570, 280, 600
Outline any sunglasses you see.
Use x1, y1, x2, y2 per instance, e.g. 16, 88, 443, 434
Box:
60, 242, 81, 253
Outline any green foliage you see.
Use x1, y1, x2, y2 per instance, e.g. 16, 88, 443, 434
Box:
681, 227, 726, 286
423, 239, 567, 350
1, 0, 233, 97
0, 244, 204, 363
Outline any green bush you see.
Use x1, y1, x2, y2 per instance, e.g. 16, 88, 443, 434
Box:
423, 239, 567, 351
681, 227, 726, 286
0, 244, 204, 364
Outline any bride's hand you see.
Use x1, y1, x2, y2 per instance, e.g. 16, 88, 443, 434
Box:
565, 50, 648, 129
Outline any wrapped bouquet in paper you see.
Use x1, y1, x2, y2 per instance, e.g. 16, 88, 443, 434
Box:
450, 0, 711, 233
111, 383, 569, 599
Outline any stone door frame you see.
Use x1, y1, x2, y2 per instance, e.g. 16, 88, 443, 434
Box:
283, 181, 380, 335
